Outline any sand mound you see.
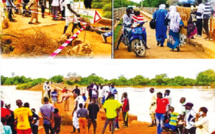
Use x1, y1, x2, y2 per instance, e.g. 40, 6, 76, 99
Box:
29, 84, 43, 91
2, 18, 9, 29
69, 43, 94, 57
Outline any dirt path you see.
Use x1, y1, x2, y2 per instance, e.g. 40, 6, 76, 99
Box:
114, 16, 215, 59
2, 12, 111, 59
36, 84, 161, 134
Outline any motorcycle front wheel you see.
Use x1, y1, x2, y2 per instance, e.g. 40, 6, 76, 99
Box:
131, 39, 146, 57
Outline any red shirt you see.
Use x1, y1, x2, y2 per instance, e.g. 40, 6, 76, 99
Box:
1, 108, 11, 118
155, 98, 169, 114
122, 98, 129, 112
132, 15, 144, 23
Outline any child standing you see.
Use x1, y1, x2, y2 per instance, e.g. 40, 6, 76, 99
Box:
77, 103, 88, 134
122, 92, 129, 127
54, 108, 62, 134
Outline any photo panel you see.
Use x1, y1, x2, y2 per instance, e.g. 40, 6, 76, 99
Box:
1, 59, 215, 133
0, 0, 112, 59
113, 0, 215, 59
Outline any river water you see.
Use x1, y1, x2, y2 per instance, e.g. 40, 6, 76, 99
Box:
1, 86, 215, 131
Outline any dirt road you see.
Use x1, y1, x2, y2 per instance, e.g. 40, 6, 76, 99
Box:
114, 16, 215, 59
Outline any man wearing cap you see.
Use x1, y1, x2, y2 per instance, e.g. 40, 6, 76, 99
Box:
183, 102, 196, 134
148, 88, 156, 127
194, 107, 210, 134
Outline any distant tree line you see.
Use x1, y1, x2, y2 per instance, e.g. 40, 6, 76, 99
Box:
1, 69, 215, 89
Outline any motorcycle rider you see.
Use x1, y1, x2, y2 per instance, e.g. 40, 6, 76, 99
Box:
132, 7, 149, 49
115, 6, 133, 50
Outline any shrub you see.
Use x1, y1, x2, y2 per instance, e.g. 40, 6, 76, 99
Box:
102, 3, 111, 11
103, 11, 112, 19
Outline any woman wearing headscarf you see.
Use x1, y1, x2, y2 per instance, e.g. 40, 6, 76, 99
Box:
153, 4, 168, 47
167, 6, 183, 51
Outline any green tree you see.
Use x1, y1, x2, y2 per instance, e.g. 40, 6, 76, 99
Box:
196, 69, 215, 86
50, 75, 64, 83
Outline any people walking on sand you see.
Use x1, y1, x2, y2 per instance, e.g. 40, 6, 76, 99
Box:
183, 102, 196, 134
40, 97, 55, 134
61, 88, 72, 111
51, 0, 60, 20
155, 92, 169, 134
14, 99, 33, 134
88, 99, 99, 134
196, 0, 205, 37
203, 0, 213, 40
148, 88, 156, 127
54, 108, 61, 134
153, 4, 168, 47
167, 5, 183, 51
194, 107, 210, 134
122, 92, 129, 127
102, 94, 122, 134
163, 106, 179, 132
27, 0, 40, 24
71, 92, 85, 133
63, 0, 80, 34
51, 89, 58, 107
31, 108, 39, 134
77, 103, 88, 134
39, 0, 46, 18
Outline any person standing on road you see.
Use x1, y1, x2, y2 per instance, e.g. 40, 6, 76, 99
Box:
54, 108, 61, 134
51, 0, 60, 20
167, 5, 183, 51
39, 0, 46, 18
71, 92, 85, 133
61, 88, 72, 111
27, 0, 39, 24
148, 88, 157, 127
77, 103, 88, 134
63, 0, 80, 34
88, 99, 99, 134
203, 0, 213, 40
72, 86, 80, 97
183, 102, 196, 134
51, 89, 58, 107
115, 7, 133, 50
196, 0, 205, 37
31, 108, 39, 134
101, 94, 122, 134
155, 92, 169, 134
6, 0, 16, 22
40, 97, 55, 134
122, 92, 129, 127
14, 99, 33, 134
153, 4, 168, 47
43, 82, 51, 99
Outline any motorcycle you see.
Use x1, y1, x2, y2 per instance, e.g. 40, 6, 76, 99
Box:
119, 21, 147, 57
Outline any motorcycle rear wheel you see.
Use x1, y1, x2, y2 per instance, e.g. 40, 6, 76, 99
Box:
131, 39, 146, 57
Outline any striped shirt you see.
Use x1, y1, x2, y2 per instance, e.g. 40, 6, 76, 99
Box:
132, 15, 144, 22
169, 112, 179, 126
197, 3, 205, 19
204, 2, 212, 16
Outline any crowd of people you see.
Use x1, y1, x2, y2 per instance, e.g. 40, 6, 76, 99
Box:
1, 81, 215, 134
148, 87, 214, 134
152, 1, 215, 52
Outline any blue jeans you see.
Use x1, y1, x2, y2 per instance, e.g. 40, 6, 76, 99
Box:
156, 113, 165, 134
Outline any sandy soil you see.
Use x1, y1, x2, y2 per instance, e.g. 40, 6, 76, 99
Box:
114, 16, 215, 59
34, 84, 165, 134
1, 11, 111, 59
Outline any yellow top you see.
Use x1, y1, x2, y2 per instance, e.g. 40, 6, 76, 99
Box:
103, 99, 121, 119
14, 107, 33, 130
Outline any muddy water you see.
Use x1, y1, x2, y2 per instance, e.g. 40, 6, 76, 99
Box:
116, 87, 215, 131
1, 86, 42, 113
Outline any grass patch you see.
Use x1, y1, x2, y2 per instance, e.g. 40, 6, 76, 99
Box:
16, 78, 46, 90
114, 20, 123, 44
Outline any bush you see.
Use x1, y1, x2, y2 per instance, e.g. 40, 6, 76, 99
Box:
50, 75, 64, 83
66, 80, 74, 85
103, 11, 112, 19
16, 82, 33, 90
92, 2, 103, 8
102, 3, 111, 11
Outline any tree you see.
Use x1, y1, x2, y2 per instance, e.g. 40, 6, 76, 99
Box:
154, 74, 167, 85
196, 69, 215, 86
50, 75, 64, 83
